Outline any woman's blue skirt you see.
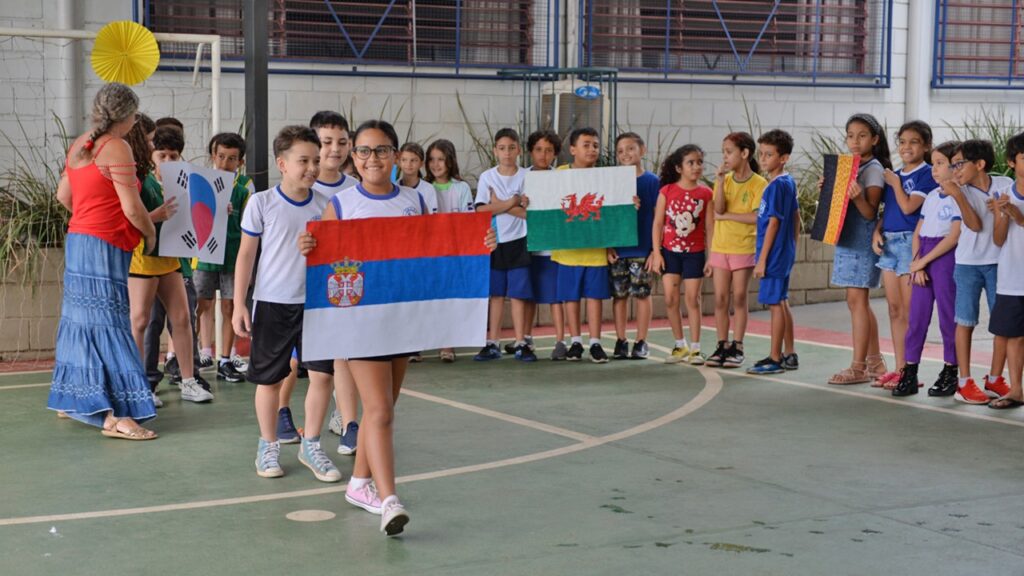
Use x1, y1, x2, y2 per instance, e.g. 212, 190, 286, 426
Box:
47, 233, 156, 428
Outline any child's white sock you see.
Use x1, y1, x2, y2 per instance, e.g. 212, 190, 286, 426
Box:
349, 476, 371, 490
487, 339, 497, 346
524, 335, 533, 345
675, 339, 687, 348
571, 336, 582, 344
589, 338, 601, 347
381, 494, 400, 508
201, 347, 213, 357
230, 346, 237, 357
165, 352, 175, 361
691, 342, 701, 353
515, 340, 526, 347
958, 377, 969, 387
988, 374, 1000, 382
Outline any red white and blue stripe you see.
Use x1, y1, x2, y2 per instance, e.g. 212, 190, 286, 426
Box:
302, 212, 491, 360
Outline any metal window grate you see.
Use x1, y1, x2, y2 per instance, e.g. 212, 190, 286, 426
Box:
144, 0, 552, 70
579, 0, 892, 87
933, 0, 1024, 89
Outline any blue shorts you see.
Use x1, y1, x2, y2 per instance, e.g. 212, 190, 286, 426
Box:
954, 263, 997, 327
557, 265, 611, 301
831, 245, 880, 289
530, 255, 560, 304
758, 276, 790, 306
876, 230, 913, 276
490, 266, 533, 300
661, 249, 705, 279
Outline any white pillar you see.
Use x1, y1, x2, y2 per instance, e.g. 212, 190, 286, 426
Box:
56, 0, 81, 135
904, 0, 932, 122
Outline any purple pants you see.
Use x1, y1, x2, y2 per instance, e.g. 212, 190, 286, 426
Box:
905, 236, 956, 364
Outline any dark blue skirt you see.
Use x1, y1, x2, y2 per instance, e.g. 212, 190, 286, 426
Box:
47, 233, 156, 427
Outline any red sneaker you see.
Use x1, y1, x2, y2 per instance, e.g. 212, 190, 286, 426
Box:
984, 375, 1010, 398
955, 378, 991, 405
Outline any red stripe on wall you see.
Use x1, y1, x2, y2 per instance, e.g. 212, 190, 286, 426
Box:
306, 212, 492, 266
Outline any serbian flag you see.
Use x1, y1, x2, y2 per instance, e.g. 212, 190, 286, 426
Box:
525, 165, 637, 251
301, 212, 491, 361
810, 154, 861, 245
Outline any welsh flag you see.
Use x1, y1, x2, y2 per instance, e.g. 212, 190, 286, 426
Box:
525, 165, 638, 252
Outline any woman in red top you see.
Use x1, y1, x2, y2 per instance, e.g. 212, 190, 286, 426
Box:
47, 83, 159, 440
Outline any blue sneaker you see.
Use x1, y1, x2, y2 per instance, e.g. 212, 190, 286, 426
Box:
746, 357, 785, 375
277, 407, 300, 444
299, 437, 342, 482
338, 421, 359, 455
473, 343, 501, 361
514, 344, 537, 362
255, 438, 284, 478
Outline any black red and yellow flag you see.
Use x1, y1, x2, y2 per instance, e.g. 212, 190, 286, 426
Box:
810, 154, 861, 245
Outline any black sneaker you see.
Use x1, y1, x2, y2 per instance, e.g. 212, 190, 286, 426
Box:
195, 374, 212, 392
612, 339, 629, 360
590, 343, 609, 364
503, 342, 516, 356
473, 343, 501, 361
928, 363, 959, 397
566, 342, 585, 361
781, 353, 799, 371
164, 356, 182, 385
630, 340, 649, 359
514, 344, 538, 362
705, 340, 729, 367
723, 341, 746, 368
892, 363, 920, 397
217, 360, 245, 382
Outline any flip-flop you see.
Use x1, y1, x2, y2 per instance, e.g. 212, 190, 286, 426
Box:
988, 396, 1024, 410
101, 420, 158, 441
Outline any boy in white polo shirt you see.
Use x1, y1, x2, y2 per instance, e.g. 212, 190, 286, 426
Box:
473, 128, 535, 362
233, 125, 340, 482
987, 132, 1024, 409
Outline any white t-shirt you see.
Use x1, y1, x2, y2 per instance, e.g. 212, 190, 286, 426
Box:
918, 188, 962, 238
997, 184, 1024, 295
955, 175, 1014, 265
434, 179, 475, 214
406, 178, 438, 214
475, 166, 527, 243
241, 186, 328, 304
331, 184, 425, 220
312, 174, 358, 205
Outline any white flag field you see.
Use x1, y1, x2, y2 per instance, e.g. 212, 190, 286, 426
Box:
158, 161, 233, 264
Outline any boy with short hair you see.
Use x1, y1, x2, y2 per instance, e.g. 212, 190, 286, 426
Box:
747, 130, 799, 375
946, 140, 1013, 403
987, 132, 1024, 410
310, 110, 357, 201
609, 132, 659, 360
194, 132, 251, 383
552, 127, 611, 363
473, 128, 534, 362
233, 125, 341, 482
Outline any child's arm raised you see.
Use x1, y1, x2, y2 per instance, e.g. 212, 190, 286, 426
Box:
944, 181, 981, 232
883, 168, 926, 215
991, 194, 1011, 247
232, 233, 259, 338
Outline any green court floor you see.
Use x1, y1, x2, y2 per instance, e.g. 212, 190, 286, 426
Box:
2, 327, 1022, 576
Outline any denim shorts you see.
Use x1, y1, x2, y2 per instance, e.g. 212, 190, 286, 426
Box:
876, 230, 913, 276
831, 245, 881, 289
953, 263, 997, 327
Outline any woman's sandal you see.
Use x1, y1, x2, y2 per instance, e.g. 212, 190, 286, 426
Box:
102, 418, 158, 441
988, 396, 1024, 410
828, 362, 872, 385
871, 371, 899, 388
865, 354, 888, 381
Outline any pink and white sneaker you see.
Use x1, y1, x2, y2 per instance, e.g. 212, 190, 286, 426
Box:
345, 481, 382, 515
984, 375, 1010, 398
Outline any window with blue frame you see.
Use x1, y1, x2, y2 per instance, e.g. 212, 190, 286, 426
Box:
144, 0, 550, 70
579, 0, 892, 87
933, 0, 1024, 89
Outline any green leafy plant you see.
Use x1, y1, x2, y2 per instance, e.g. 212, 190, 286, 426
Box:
947, 108, 1022, 177
0, 115, 71, 286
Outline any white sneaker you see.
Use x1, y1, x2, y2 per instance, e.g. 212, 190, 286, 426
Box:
198, 352, 214, 370
380, 497, 409, 536
151, 392, 164, 408
328, 409, 343, 436
179, 378, 214, 403
231, 354, 249, 372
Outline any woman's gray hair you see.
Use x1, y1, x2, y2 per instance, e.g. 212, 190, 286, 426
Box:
86, 82, 139, 148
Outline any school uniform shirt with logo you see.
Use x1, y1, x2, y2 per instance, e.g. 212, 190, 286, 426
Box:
433, 179, 474, 214
917, 188, 962, 238
475, 166, 527, 243
883, 163, 937, 233
330, 184, 426, 220
711, 171, 767, 255
996, 183, 1024, 296
955, 175, 1014, 266
313, 174, 358, 205
241, 186, 328, 304
660, 183, 713, 253
755, 173, 798, 278
408, 179, 438, 214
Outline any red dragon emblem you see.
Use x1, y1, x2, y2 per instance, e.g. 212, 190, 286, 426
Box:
561, 192, 604, 222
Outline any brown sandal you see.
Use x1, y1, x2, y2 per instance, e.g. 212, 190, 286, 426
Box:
829, 362, 872, 385
865, 354, 888, 380
102, 418, 158, 441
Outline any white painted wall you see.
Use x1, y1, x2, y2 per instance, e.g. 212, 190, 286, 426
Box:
1, 0, 1022, 186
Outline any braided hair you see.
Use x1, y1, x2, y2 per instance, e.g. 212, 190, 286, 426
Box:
79, 83, 139, 160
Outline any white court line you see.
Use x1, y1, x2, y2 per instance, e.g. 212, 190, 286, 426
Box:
0, 367, 723, 527
643, 341, 1024, 429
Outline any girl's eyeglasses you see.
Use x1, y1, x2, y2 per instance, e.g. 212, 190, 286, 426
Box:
352, 145, 396, 160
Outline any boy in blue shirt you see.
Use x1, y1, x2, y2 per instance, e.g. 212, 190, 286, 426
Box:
748, 130, 799, 375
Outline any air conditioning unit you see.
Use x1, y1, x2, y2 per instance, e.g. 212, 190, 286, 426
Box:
539, 80, 611, 165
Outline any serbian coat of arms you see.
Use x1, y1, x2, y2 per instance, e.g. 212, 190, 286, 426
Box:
327, 258, 364, 307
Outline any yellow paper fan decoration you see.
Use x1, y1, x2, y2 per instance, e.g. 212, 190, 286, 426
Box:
91, 21, 160, 85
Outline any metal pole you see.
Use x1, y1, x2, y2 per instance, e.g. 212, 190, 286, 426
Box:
244, 0, 269, 192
